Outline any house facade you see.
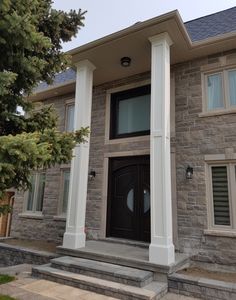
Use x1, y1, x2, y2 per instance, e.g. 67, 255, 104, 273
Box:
11, 7, 236, 267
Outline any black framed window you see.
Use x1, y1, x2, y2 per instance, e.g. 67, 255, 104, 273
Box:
110, 85, 151, 139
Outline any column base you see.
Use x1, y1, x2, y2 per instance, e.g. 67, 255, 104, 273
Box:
62, 231, 86, 249
149, 243, 175, 266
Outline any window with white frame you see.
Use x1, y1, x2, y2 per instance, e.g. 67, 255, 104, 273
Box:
208, 163, 236, 230
204, 68, 236, 112
59, 169, 70, 215
65, 103, 75, 132
26, 173, 46, 213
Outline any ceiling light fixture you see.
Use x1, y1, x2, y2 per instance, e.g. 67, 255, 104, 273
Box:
120, 57, 131, 67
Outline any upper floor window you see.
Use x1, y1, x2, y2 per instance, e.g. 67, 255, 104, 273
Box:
207, 163, 236, 230
65, 103, 75, 132
205, 69, 236, 112
26, 172, 46, 213
110, 85, 151, 139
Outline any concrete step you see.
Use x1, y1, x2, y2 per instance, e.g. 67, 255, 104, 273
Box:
51, 256, 153, 287
32, 264, 167, 300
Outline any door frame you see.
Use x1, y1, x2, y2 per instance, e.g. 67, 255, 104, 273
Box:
100, 150, 150, 240
100, 149, 178, 247
106, 155, 150, 241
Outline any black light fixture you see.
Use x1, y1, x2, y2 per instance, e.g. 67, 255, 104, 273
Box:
186, 166, 193, 180
120, 57, 131, 67
88, 170, 96, 180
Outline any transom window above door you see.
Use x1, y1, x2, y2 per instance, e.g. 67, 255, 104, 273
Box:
110, 85, 151, 139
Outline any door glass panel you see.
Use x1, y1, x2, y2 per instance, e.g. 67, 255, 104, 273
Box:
127, 188, 134, 212
143, 189, 150, 213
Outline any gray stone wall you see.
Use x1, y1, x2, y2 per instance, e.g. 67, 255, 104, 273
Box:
174, 50, 236, 265
11, 49, 236, 266
11, 73, 151, 242
0, 242, 57, 267
10, 94, 74, 242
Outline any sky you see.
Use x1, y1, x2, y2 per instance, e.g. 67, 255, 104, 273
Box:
53, 0, 236, 51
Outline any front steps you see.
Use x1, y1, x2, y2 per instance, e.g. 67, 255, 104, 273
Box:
51, 256, 153, 287
32, 256, 168, 300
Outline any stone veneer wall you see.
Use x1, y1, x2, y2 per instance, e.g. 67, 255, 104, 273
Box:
10, 93, 74, 242
11, 49, 236, 266
174, 50, 236, 265
11, 72, 152, 242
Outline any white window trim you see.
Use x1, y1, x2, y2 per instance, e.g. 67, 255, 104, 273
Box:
206, 160, 236, 233
65, 101, 75, 132
23, 172, 45, 215
57, 167, 70, 218
201, 66, 236, 116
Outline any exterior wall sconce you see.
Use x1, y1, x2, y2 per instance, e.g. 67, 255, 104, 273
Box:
120, 57, 131, 67
88, 170, 96, 180
186, 166, 193, 179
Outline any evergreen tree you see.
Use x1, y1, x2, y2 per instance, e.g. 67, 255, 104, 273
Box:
0, 0, 89, 212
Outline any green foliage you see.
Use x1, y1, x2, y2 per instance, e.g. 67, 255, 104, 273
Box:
0, 296, 17, 300
0, 1, 88, 202
0, 275, 15, 285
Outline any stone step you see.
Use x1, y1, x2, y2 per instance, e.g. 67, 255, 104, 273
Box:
168, 272, 236, 300
51, 256, 153, 287
32, 264, 167, 300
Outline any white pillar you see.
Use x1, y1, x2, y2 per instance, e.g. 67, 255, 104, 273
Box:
63, 60, 95, 249
149, 33, 175, 266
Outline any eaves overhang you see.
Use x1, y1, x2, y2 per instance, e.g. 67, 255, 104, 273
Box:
30, 9, 236, 101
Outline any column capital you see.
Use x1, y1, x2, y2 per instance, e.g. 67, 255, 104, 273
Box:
74, 59, 96, 71
148, 32, 173, 47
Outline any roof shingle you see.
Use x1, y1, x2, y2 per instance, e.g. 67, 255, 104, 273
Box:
185, 6, 236, 42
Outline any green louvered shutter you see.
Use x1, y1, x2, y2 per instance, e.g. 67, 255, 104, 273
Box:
211, 166, 231, 226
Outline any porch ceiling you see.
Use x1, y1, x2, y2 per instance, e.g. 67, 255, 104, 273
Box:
70, 10, 236, 86
30, 10, 236, 101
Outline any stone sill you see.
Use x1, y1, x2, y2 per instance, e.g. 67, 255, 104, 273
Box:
53, 215, 66, 222
199, 108, 236, 118
18, 213, 43, 220
204, 229, 236, 238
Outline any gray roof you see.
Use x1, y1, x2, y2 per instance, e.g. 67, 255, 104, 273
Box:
35, 7, 236, 93
34, 68, 76, 93
185, 6, 236, 42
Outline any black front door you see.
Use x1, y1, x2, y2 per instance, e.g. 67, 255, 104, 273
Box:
107, 156, 150, 242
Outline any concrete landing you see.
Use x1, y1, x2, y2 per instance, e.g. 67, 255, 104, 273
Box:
57, 240, 189, 275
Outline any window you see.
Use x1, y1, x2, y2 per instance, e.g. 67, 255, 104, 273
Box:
26, 173, 45, 213
65, 104, 75, 132
60, 169, 70, 215
208, 163, 236, 230
110, 85, 151, 139
204, 68, 236, 112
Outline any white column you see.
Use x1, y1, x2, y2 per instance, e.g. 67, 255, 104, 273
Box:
63, 60, 96, 249
149, 33, 175, 265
